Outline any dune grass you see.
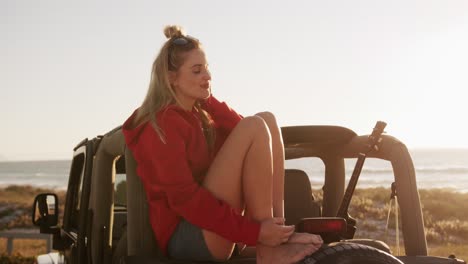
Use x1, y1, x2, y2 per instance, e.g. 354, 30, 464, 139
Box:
1, 185, 467, 262
0, 239, 46, 259
0, 185, 66, 230
344, 187, 468, 261
0, 253, 35, 264
347, 187, 468, 244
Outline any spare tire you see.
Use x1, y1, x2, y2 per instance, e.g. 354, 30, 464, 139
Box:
302, 242, 403, 264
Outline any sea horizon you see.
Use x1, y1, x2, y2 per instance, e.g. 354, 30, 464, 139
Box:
2, 147, 468, 163
1, 148, 467, 192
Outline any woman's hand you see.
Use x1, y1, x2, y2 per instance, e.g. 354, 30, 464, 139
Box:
258, 217, 295, 247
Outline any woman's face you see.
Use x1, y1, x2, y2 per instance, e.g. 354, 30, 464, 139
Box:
171, 48, 211, 110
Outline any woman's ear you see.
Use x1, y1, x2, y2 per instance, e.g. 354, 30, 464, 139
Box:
168, 71, 177, 86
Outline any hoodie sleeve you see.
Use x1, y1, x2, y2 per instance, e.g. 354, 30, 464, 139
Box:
203, 95, 243, 132
142, 110, 260, 246
202, 96, 243, 153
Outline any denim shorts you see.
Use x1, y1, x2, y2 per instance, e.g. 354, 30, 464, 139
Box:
167, 219, 214, 261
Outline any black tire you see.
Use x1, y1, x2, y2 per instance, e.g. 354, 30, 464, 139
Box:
302, 242, 403, 264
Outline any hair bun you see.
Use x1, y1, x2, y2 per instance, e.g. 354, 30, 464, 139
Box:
164, 25, 185, 39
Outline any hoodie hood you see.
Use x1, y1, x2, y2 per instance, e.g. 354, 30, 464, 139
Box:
122, 109, 147, 148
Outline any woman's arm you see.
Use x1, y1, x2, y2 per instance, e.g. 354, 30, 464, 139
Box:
142, 110, 260, 245
202, 95, 243, 131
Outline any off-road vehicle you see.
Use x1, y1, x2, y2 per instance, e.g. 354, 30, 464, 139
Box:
32, 123, 466, 263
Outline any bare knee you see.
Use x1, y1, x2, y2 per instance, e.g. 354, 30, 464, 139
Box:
255, 112, 282, 142
255, 112, 280, 135
238, 116, 270, 138
255, 111, 278, 128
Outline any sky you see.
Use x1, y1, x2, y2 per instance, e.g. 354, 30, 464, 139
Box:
1, 0, 468, 161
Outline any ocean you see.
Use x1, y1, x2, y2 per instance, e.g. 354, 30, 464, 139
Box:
0, 149, 467, 193
286, 148, 468, 193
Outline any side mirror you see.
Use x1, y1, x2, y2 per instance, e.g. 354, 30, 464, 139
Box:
32, 193, 58, 230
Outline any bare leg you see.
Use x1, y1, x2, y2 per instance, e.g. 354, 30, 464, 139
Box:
255, 112, 323, 246
235, 112, 286, 256
235, 112, 284, 256
202, 116, 319, 263
255, 112, 285, 218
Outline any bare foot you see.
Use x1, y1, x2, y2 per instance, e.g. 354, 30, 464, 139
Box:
257, 243, 319, 264
288, 232, 323, 246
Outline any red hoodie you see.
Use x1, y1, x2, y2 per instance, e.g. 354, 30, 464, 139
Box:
122, 96, 261, 255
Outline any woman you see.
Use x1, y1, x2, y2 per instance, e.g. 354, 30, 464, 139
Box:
122, 25, 323, 263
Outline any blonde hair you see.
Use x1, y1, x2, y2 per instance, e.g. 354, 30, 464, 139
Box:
133, 25, 215, 149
